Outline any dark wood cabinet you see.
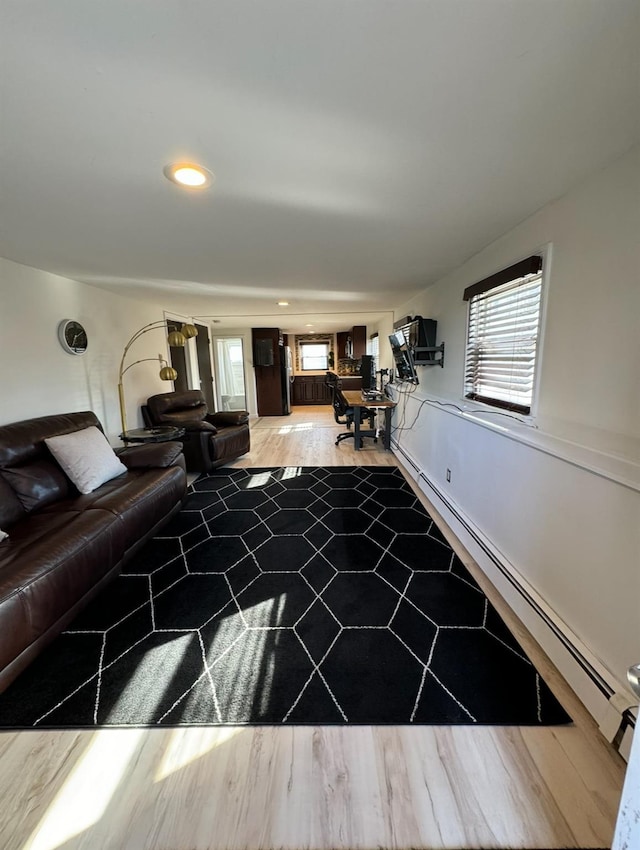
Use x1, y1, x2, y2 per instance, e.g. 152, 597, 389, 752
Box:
291, 375, 332, 405
352, 326, 367, 358
337, 326, 366, 360
336, 332, 350, 360
252, 328, 288, 415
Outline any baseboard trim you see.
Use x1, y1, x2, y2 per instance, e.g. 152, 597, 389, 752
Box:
391, 437, 635, 746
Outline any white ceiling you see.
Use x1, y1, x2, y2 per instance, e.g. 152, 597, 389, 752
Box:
1, 0, 638, 334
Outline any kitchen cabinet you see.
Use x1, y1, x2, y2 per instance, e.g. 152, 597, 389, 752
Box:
291, 375, 332, 405
337, 326, 366, 360
336, 332, 350, 360
351, 326, 367, 358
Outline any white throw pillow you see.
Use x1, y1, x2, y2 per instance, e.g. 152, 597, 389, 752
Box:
45, 426, 127, 495
0, 529, 8, 543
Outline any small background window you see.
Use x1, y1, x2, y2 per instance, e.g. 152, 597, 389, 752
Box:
300, 341, 330, 371
463, 255, 543, 415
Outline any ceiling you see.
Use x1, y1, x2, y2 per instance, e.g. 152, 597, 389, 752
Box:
1, 1, 638, 334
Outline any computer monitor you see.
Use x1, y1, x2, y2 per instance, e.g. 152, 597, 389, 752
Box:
388, 331, 419, 384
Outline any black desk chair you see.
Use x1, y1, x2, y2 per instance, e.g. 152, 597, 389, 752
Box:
331, 384, 376, 447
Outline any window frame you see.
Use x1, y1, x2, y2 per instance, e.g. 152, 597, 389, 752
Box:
462, 250, 549, 418
367, 332, 379, 373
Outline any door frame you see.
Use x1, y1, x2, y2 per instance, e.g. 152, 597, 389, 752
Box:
211, 333, 249, 413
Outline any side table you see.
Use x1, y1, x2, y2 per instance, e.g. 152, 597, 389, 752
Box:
120, 426, 185, 444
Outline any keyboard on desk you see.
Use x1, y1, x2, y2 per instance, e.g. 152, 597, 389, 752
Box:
361, 390, 385, 402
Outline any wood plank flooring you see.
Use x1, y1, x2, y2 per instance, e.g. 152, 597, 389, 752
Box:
0, 407, 625, 850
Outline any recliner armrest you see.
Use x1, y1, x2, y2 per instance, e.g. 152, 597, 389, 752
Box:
116, 441, 184, 469
207, 411, 249, 427
181, 419, 217, 433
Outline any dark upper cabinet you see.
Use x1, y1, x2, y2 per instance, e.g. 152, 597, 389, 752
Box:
337, 326, 366, 360
351, 326, 366, 358
336, 332, 350, 360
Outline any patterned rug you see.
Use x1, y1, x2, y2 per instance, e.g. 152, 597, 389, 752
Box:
0, 466, 571, 727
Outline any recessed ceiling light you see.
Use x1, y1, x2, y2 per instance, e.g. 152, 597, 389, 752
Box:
163, 162, 214, 189
305, 324, 314, 327
277, 301, 289, 307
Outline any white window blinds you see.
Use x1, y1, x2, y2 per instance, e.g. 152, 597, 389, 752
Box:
464, 260, 543, 414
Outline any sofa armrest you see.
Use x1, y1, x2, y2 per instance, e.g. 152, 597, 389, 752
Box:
207, 411, 249, 427
116, 441, 184, 469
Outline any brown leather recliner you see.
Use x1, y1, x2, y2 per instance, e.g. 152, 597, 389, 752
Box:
143, 390, 250, 472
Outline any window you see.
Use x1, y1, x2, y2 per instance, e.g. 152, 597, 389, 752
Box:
300, 341, 330, 371
463, 255, 543, 415
367, 333, 379, 373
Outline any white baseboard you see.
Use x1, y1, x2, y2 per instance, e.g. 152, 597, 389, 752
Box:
392, 438, 636, 756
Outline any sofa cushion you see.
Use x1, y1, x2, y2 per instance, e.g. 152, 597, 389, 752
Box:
0, 510, 121, 671
45, 426, 128, 494
42, 466, 186, 555
1, 459, 72, 512
147, 390, 208, 424
0, 478, 27, 528
0, 411, 101, 469
88, 468, 186, 552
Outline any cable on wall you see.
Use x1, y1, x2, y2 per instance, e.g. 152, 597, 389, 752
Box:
386, 381, 539, 438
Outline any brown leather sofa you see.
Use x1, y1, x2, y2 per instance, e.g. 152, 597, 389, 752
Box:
0, 411, 187, 695
143, 390, 250, 472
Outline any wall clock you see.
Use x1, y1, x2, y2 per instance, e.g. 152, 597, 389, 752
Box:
58, 319, 88, 355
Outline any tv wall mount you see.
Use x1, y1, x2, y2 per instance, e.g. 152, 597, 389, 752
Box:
414, 342, 445, 367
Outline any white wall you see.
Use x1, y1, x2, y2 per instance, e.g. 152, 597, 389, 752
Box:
395, 145, 640, 439
0, 258, 191, 442
390, 146, 640, 703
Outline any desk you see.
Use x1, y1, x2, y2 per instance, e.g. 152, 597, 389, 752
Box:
342, 390, 397, 451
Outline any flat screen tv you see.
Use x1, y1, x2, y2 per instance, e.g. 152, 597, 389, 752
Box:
388, 330, 419, 384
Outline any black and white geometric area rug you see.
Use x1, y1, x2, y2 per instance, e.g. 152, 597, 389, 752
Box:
0, 467, 571, 728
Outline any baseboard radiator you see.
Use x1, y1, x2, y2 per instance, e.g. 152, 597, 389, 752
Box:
391, 437, 636, 759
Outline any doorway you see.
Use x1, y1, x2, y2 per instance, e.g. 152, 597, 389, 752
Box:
213, 336, 247, 411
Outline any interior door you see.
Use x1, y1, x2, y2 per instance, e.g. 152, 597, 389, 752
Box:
194, 323, 215, 411
166, 319, 188, 393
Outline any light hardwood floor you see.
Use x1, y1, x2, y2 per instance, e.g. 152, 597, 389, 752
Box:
0, 407, 625, 850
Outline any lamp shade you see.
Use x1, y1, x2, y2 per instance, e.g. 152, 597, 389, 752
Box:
167, 330, 187, 347
180, 323, 198, 339
159, 365, 178, 381
118, 318, 196, 434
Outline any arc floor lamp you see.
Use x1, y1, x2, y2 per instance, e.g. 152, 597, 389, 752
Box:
118, 320, 198, 433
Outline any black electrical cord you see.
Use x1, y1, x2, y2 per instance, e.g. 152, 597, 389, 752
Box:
387, 380, 536, 438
